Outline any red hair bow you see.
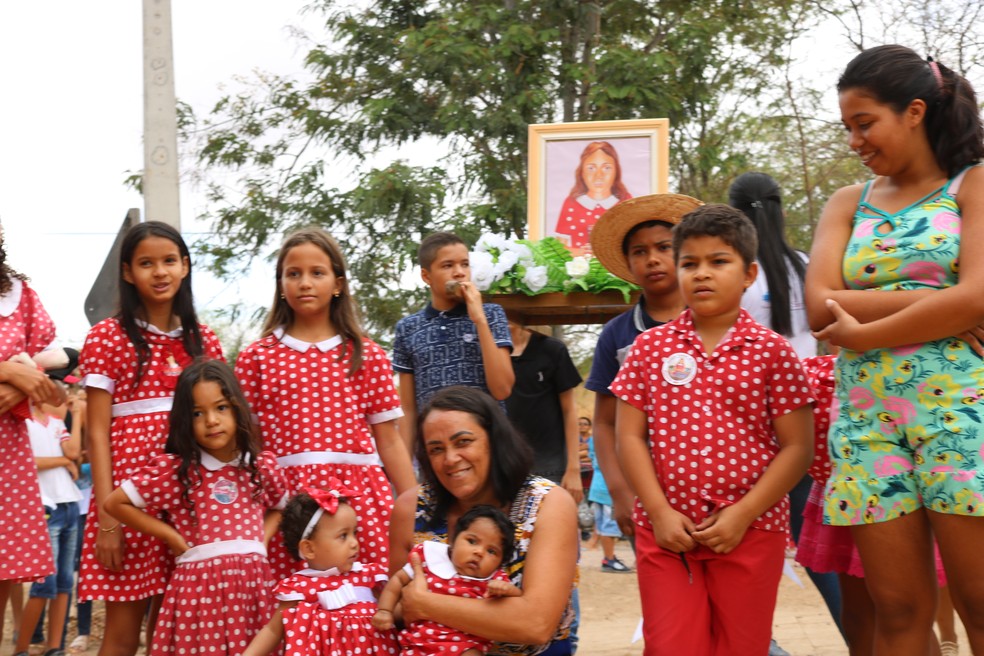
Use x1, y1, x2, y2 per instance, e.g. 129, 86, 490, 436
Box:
302, 478, 360, 516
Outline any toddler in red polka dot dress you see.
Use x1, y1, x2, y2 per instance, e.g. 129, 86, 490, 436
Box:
611, 205, 815, 655
104, 359, 288, 655
244, 483, 400, 655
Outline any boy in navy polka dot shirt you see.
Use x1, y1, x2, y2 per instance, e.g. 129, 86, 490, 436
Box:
610, 204, 814, 655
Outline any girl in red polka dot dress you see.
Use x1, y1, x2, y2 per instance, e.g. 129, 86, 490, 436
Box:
244, 484, 400, 655
0, 231, 63, 643
78, 222, 224, 656
235, 228, 415, 579
104, 359, 288, 655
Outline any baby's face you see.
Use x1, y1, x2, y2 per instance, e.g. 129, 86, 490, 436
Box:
450, 517, 505, 579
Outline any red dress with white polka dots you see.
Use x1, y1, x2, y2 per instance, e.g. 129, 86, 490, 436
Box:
235, 332, 403, 579
121, 451, 288, 655
0, 280, 56, 581
610, 309, 814, 533
399, 541, 511, 656
275, 563, 399, 655
78, 318, 224, 601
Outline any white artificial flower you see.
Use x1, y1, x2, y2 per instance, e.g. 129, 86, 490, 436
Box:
475, 233, 509, 254
493, 249, 519, 276
523, 265, 549, 292
503, 240, 534, 264
565, 256, 590, 278
470, 250, 499, 291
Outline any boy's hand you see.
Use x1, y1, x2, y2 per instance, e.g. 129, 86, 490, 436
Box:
371, 609, 395, 631
691, 505, 753, 554
458, 281, 486, 324
649, 507, 697, 553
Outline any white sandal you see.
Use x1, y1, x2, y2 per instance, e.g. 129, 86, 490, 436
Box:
68, 635, 89, 653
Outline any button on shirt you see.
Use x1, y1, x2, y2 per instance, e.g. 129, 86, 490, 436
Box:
610, 309, 813, 533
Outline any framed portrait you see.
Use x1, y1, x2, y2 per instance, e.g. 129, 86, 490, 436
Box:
527, 118, 669, 250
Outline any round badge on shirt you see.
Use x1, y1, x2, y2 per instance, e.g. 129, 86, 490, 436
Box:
211, 478, 239, 504
662, 353, 697, 386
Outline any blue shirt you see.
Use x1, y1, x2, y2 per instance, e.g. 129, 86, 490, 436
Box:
587, 438, 612, 506
392, 302, 512, 411
585, 297, 664, 396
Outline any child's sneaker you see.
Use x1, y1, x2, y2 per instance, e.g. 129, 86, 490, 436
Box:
601, 556, 632, 572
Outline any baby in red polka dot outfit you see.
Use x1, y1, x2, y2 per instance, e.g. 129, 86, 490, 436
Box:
611, 204, 815, 656
373, 505, 521, 655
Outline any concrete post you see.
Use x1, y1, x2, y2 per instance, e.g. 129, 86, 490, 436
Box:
142, 0, 180, 229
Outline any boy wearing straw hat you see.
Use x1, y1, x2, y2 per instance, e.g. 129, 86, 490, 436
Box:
585, 193, 701, 541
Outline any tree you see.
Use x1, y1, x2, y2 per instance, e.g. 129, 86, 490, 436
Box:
190, 0, 827, 338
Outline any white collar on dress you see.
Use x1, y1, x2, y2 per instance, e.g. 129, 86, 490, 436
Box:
575, 194, 619, 210
199, 450, 245, 471
296, 562, 364, 577
135, 318, 183, 338
0, 278, 22, 317
273, 326, 342, 353
422, 540, 496, 581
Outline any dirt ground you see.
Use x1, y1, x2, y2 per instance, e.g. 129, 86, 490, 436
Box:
2, 539, 969, 655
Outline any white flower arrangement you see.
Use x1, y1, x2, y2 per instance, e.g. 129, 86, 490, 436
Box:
469, 234, 637, 300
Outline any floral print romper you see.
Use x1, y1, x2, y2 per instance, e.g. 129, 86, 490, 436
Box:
824, 167, 984, 525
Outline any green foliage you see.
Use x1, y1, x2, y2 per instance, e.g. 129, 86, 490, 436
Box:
191, 0, 831, 335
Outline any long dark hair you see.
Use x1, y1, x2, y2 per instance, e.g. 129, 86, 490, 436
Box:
415, 386, 533, 530
0, 226, 28, 296
165, 359, 262, 517
568, 141, 631, 201
838, 45, 984, 177
261, 228, 365, 375
118, 221, 205, 385
728, 172, 806, 337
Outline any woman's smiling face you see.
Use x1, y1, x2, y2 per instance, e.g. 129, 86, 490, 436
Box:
422, 409, 494, 505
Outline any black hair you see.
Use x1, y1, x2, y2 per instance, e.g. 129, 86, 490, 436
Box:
280, 491, 353, 561
621, 220, 675, 256
672, 204, 758, 268
418, 232, 466, 270
0, 227, 28, 296
451, 504, 516, 565
578, 416, 592, 426
165, 358, 262, 518
728, 172, 806, 337
838, 45, 984, 177
118, 221, 205, 386
415, 386, 533, 530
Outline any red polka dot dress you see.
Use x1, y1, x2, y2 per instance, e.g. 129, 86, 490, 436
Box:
554, 194, 627, 250
121, 451, 288, 655
399, 542, 510, 656
275, 562, 399, 655
0, 279, 56, 582
78, 318, 224, 601
236, 331, 403, 579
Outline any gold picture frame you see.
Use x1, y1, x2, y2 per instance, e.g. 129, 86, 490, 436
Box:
527, 119, 670, 250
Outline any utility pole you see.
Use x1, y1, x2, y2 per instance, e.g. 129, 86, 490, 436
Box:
142, 0, 180, 229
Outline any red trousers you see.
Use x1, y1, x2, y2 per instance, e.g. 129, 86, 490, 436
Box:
636, 525, 785, 656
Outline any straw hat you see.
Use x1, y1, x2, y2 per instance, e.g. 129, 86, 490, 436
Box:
590, 193, 703, 282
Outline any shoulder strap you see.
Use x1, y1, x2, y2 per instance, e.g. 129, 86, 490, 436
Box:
946, 164, 978, 197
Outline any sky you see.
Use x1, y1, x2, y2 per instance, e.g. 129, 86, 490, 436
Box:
0, 1, 321, 346
0, 2, 860, 349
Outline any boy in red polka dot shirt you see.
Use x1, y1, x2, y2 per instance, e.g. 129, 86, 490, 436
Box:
611, 204, 815, 656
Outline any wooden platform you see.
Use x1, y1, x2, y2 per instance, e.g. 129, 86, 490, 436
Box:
485, 291, 639, 326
